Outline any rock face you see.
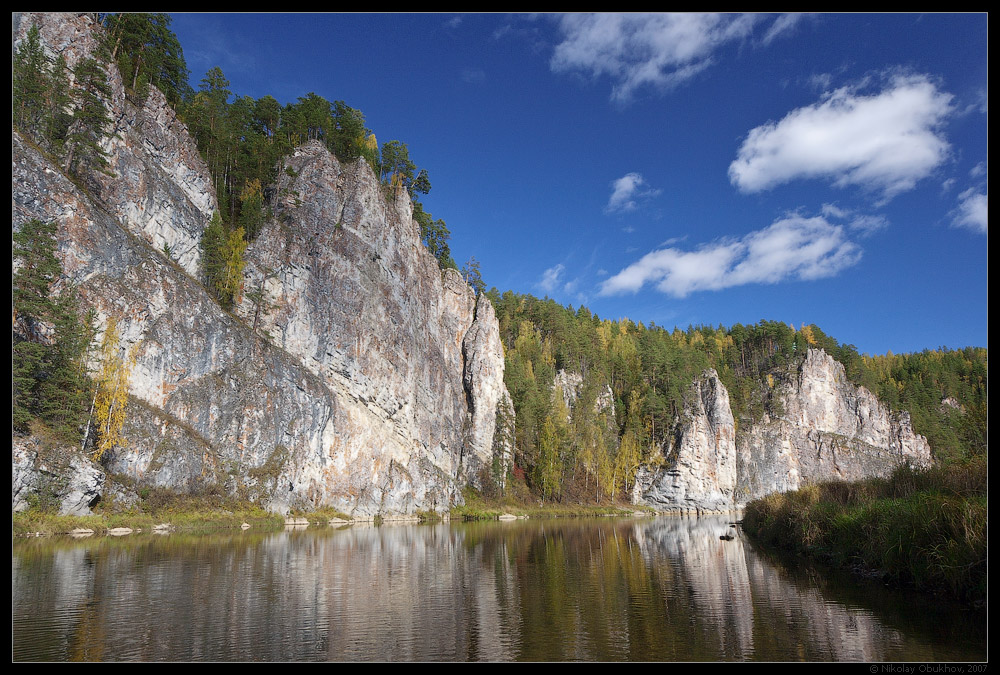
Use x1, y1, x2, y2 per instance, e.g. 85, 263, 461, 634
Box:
633, 370, 738, 513
13, 13, 215, 277
736, 349, 931, 503
13, 436, 105, 516
552, 369, 614, 418
635, 349, 932, 511
12, 13, 511, 516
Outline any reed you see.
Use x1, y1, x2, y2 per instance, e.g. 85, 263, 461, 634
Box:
743, 458, 987, 606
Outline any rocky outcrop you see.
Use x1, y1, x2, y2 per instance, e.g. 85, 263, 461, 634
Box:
633, 369, 738, 513
462, 295, 516, 487
12, 13, 511, 517
13, 436, 105, 516
552, 369, 614, 418
736, 349, 931, 503
13, 13, 216, 277
634, 349, 932, 511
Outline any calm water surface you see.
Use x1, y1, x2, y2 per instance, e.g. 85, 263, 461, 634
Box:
12, 516, 986, 661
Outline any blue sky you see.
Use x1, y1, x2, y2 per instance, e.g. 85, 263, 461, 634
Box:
170, 13, 987, 356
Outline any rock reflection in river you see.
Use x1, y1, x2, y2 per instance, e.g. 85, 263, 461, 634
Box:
12, 517, 985, 661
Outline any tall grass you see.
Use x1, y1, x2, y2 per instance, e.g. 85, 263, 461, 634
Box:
743, 458, 987, 606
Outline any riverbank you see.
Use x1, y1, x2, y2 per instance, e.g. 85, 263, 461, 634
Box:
741, 458, 987, 607
13, 484, 652, 537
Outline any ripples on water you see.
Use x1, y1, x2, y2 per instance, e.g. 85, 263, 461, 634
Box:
12, 516, 986, 662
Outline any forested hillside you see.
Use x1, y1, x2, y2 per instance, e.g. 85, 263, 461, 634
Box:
488, 291, 987, 503
13, 13, 986, 511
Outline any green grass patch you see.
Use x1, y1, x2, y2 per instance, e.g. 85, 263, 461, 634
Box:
14, 482, 285, 537
287, 506, 354, 523
451, 484, 640, 521
743, 459, 987, 607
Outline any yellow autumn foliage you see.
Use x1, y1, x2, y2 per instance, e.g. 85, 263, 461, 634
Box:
92, 317, 139, 461
800, 324, 817, 346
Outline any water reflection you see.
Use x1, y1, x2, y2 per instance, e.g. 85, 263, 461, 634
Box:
12, 517, 985, 662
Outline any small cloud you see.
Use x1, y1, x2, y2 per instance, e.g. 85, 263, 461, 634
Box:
817, 203, 886, 235
460, 67, 485, 84
970, 161, 987, 178
820, 202, 849, 219
941, 178, 957, 193
973, 88, 987, 114
538, 264, 565, 293
761, 12, 813, 45
960, 88, 988, 116
605, 172, 661, 214
600, 214, 862, 298
848, 214, 889, 234
445, 16, 463, 29
952, 189, 987, 234
807, 72, 833, 92
492, 23, 513, 40
596, 268, 608, 276
549, 13, 763, 103
729, 73, 954, 202
622, 225, 636, 233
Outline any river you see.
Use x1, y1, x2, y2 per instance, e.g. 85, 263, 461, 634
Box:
11, 515, 986, 661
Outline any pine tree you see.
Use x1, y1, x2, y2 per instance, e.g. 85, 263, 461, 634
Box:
12, 23, 50, 141
44, 54, 74, 158
201, 211, 227, 296
200, 212, 247, 308
12, 219, 94, 438
238, 178, 265, 240
101, 13, 189, 107
65, 57, 114, 178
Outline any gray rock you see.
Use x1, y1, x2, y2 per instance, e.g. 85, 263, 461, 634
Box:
634, 369, 737, 513
12, 436, 105, 516
634, 349, 933, 511
12, 13, 512, 518
735, 349, 931, 504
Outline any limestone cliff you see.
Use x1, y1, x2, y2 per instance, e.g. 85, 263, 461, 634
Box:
12, 13, 511, 516
735, 348, 932, 503
634, 349, 932, 512
633, 369, 738, 513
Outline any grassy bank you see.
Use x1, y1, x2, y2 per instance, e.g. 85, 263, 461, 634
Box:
742, 459, 987, 607
13, 481, 648, 537
12, 508, 284, 537
13, 483, 289, 537
450, 485, 648, 521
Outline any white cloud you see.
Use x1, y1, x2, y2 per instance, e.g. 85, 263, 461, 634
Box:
606, 172, 660, 214
820, 202, 849, 219
941, 178, 957, 193
549, 13, 764, 103
538, 264, 565, 293
848, 214, 888, 234
761, 13, 811, 45
729, 74, 954, 200
970, 161, 986, 178
952, 189, 987, 234
445, 16, 463, 29
820, 203, 887, 235
807, 72, 833, 92
599, 215, 861, 298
